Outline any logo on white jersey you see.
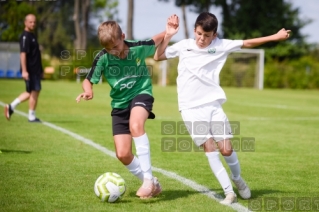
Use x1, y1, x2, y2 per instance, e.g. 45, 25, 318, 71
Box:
208, 48, 216, 54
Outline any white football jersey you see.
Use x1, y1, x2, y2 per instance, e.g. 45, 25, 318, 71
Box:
165, 38, 243, 110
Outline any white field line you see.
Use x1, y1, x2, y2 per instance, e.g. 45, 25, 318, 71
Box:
0, 101, 251, 212
232, 102, 318, 111
232, 103, 295, 109
229, 102, 319, 121
247, 117, 319, 121
146, 116, 319, 121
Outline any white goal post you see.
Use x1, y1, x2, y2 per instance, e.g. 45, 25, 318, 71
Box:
232, 49, 265, 90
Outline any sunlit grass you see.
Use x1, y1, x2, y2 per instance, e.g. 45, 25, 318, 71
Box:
1, 79, 319, 211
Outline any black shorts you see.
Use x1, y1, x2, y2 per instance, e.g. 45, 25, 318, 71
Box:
111, 94, 155, 135
25, 74, 41, 93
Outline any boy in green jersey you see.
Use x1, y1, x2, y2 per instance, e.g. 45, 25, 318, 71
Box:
76, 15, 179, 198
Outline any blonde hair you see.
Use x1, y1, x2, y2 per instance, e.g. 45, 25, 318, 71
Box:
97, 21, 122, 47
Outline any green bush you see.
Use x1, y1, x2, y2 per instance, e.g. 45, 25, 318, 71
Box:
264, 56, 319, 89
166, 57, 179, 85
220, 57, 256, 87
41, 50, 319, 89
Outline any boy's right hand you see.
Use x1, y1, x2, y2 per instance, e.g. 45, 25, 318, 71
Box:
166, 14, 179, 37
76, 92, 93, 103
22, 70, 29, 80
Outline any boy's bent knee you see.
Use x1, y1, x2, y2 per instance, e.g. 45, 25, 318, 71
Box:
220, 148, 233, 156
129, 122, 145, 137
116, 153, 133, 165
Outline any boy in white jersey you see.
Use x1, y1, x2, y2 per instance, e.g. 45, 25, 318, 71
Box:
76, 15, 179, 199
154, 12, 290, 204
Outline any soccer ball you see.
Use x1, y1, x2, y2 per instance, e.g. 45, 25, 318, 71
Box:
94, 172, 126, 203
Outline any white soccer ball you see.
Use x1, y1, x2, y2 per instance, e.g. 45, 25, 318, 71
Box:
94, 172, 126, 203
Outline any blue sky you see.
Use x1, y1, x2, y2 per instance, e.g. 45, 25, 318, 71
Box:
117, 0, 319, 44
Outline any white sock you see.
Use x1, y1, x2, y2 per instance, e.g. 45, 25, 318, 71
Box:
125, 156, 144, 181
133, 133, 153, 180
10, 98, 21, 110
206, 151, 233, 195
223, 151, 241, 180
29, 110, 35, 120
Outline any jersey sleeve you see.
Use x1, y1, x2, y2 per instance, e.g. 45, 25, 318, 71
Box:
222, 39, 243, 53
143, 39, 156, 57
165, 39, 186, 59
19, 33, 30, 53
86, 51, 107, 84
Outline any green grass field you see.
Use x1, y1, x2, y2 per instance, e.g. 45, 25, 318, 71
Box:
1, 79, 319, 212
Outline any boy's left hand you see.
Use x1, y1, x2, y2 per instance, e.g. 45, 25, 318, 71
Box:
275, 28, 291, 40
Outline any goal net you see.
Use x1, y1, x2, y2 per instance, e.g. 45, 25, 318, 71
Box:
220, 49, 265, 89
0, 42, 20, 78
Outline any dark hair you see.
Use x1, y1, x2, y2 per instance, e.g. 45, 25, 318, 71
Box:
194, 12, 218, 33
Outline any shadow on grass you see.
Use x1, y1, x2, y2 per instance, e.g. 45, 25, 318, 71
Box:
127, 188, 282, 203
125, 185, 279, 203
97, 199, 132, 204
128, 189, 206, 203
0, 149, 32, 154
247, 189, 282, 198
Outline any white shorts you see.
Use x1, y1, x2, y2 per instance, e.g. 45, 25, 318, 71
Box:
180, 101, 233, 146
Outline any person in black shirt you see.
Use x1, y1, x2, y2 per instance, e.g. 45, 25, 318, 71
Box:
4, 14, 43, 122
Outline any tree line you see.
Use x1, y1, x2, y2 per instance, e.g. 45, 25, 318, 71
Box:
0, 0, 316, 58
0, 0, 119, 57
1, 0, 318, 88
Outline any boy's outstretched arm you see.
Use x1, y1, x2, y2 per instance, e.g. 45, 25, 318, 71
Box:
152, 31, 166, 47
243, 28, 291, 48
154, 14, 179, 61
